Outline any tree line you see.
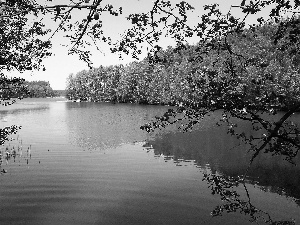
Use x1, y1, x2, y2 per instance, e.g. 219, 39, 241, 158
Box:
3, 80, 63, 98
65, 20, 300, 111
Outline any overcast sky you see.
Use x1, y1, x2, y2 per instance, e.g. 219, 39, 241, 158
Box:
10, 0, 268, 90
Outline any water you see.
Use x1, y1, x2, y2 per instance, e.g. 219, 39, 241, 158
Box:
0, 98, 299, 225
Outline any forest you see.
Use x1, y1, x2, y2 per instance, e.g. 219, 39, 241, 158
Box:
65, 20, 300, 111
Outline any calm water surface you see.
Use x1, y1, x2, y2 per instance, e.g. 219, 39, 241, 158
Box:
0, 98, 299, 225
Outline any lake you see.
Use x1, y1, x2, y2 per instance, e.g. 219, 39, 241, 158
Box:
0, 98, 299, 225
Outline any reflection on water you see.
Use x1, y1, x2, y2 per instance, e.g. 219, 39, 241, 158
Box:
0, 98, 299, 225
0, 137, 33, 174
145, 117, 300, 206
65, 102, 166, 150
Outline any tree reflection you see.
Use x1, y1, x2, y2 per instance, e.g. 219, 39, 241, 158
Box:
143, 126, 300, 224
0, 137, 32, 174
202, 173, 295, 225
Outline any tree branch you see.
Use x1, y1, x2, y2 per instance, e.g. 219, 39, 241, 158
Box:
242, 103, 300, 180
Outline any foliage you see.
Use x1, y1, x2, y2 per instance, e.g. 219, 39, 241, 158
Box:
24, 80, 55, 98
66, 20, 300, 108
0, 1, 52, 71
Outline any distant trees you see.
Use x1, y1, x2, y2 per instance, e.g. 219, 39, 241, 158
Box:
1, 79, 60, 99
66, 21, 300, 110
65, 43, 196, 104
25, 80, 55, 98
53, 90, 66, 97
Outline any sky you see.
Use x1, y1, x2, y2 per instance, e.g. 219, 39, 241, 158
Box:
9, 0, 270, 90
